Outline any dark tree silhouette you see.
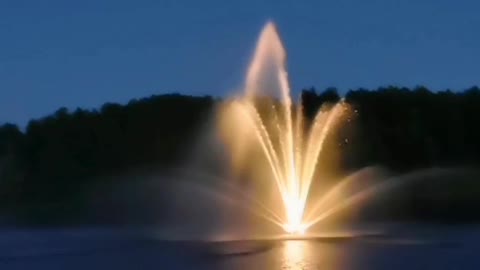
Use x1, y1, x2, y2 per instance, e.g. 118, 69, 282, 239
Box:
1, 87, 480, 223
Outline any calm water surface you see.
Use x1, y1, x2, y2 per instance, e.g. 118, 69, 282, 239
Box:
0, 224, 479, 270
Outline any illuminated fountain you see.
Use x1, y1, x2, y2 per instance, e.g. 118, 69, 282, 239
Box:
151, 21, 458, 243
217, 22, 352, 235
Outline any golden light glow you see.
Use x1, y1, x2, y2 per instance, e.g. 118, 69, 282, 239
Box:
217, 21, 351, 235
283, 241, 308, 270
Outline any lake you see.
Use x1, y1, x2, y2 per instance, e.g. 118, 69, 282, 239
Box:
1, 223, 479, 269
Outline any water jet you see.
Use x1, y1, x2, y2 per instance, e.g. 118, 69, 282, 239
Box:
217, 21, 351, 235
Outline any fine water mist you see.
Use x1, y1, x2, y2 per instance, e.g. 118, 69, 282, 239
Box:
87, 21, 480, 243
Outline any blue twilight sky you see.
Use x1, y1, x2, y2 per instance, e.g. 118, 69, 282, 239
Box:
1, 0, 479, 125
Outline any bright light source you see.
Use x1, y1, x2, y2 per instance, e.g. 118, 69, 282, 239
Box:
283, 223, 307, 235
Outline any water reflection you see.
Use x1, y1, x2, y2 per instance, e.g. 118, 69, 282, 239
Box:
283, 241, 309, 270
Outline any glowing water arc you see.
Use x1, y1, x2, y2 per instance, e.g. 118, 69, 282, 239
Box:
219, 21, 349, 234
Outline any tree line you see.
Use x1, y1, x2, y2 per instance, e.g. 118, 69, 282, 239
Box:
1, 86, 479, 222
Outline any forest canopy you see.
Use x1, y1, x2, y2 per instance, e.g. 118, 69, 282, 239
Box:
1, 87, 480, 223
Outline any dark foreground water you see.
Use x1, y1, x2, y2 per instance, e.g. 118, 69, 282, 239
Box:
1, 224, 479, 270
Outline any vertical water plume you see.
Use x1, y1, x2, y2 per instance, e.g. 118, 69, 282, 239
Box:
218, 21, 350, 234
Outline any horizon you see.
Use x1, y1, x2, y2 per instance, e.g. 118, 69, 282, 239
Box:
3, 84, 479, 129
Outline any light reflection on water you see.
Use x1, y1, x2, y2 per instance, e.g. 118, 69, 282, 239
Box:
281, 240, 341, 270
282, 241, 310, 270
